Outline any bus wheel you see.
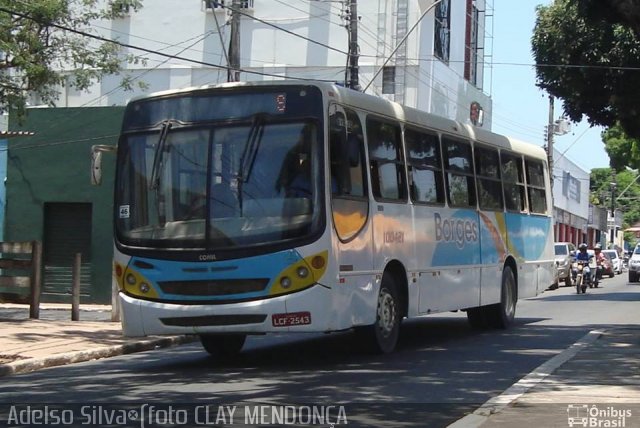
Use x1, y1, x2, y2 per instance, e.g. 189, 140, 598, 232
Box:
200, 334, 246, 359
487, 266, 517, 329
359, 272, 401, 354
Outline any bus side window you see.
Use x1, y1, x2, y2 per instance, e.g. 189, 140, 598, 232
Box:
329, 106, 369, 242
501, 152, 527, 212
443, 137, 476, 208
366, 117, 406, 202
405, 128, 445, 205
475, 145, 503, 211
329, 109, 366, 198
526, 158, 548, 214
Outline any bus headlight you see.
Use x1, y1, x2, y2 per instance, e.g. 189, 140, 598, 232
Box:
280, 277, 292, 289
119, 266, 159, 299
296, 266, 309, 278
270, 250, 328, 296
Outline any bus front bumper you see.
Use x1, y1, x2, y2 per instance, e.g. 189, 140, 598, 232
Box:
119, 286, 336, 337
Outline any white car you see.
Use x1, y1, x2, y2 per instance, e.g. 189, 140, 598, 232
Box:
629, 245, 640, 282
603, 249, 623, 275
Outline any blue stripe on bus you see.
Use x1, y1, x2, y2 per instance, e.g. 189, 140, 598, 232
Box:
129, 249, 302, 301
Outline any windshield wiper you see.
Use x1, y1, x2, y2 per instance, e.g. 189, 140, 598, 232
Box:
236, 114, 266, 213
149, 120, 173, 190
149, 120, 173, 226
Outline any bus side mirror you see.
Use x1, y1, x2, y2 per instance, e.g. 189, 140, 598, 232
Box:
91, 145, 117, 186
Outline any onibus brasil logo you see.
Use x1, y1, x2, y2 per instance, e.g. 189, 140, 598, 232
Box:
567, 404, 632, 427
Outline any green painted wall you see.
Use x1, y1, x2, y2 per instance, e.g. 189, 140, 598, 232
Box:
6, 107, 124, 304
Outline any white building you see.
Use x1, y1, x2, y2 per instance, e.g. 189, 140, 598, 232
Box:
55, 0, 493, 128
552, 148, 593, 245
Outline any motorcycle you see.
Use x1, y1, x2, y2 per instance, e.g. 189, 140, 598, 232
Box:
592, 258, 605, 288
572, 260, 590, 294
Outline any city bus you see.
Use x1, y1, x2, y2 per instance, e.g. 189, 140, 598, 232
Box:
107, 80, 555, 357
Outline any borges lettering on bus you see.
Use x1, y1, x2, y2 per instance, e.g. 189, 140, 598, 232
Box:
434, 213, 478, 249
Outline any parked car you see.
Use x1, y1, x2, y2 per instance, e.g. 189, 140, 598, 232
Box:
628, 244, 640, 282
554, 242, 576, 286
602, 249, 623, 275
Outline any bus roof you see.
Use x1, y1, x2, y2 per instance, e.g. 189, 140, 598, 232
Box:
128, 80, 547, 162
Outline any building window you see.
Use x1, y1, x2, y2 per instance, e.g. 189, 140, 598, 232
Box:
204, 0, 224, 9
204, 0, 254, 9
434, 0, 451, 63
382, 66, 395, 94
465, 0, 480, 85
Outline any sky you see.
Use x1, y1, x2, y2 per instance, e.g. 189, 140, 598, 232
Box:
489, 0, 610, 173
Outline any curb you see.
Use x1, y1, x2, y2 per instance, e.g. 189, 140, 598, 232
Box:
447, 329, 605, 428
0, 335, 199, 377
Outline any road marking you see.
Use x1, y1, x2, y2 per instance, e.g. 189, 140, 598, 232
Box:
447, 329, 604, 428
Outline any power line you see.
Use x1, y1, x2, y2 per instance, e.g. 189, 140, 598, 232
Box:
0, 5, 336, 83
211, 1, 348, 56
82, 29, 220, 107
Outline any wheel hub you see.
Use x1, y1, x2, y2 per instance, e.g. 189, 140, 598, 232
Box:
377, 291, 396, 337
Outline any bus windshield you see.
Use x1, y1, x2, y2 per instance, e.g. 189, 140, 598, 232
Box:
115, 99, 323, 251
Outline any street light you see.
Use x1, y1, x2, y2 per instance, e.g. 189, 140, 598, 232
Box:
611, 182, 617, 245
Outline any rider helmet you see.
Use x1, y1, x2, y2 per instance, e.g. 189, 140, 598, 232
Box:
579, 243, 588, 251
594, 243, 602, 251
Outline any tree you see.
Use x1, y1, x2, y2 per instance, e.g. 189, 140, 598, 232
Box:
576, 0, 640, 39
602, 123, 640, 171
531, 0, 640, 139
590, 166, 640, 231
0, 0, 143, 117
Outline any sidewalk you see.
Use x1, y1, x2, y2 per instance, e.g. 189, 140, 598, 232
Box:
451, 327, 640, 427
0, 303, 195, 377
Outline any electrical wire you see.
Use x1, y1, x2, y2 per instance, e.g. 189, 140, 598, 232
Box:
0, 5, 337, 82
211, 1, 348, 56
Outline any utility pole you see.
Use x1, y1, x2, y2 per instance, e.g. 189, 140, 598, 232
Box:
611, 181, 617, 245
228, 0, 241, 82
546, 95, 555, 191
346, 0, 360, 90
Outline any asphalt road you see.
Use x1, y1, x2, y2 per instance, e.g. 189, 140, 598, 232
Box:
1, 273, 638, 427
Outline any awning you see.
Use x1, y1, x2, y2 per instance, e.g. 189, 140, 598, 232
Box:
0, 131, 35, 137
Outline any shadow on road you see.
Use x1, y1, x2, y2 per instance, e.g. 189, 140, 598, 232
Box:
535, 291, 640, 302
2, 313, 635, 427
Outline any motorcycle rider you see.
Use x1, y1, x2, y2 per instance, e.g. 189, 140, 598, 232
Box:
593, 243, 607, 284
573, 243, 592, 285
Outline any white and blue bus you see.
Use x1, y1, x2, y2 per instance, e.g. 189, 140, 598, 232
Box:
109, 81, 555, 356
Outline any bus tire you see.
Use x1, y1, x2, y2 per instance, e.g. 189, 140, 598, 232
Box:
486, 266, 517, 329
358, 272, 401, 354
200, 334, 246, 359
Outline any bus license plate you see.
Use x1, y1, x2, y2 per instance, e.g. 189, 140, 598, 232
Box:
272, 312, 311, 327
